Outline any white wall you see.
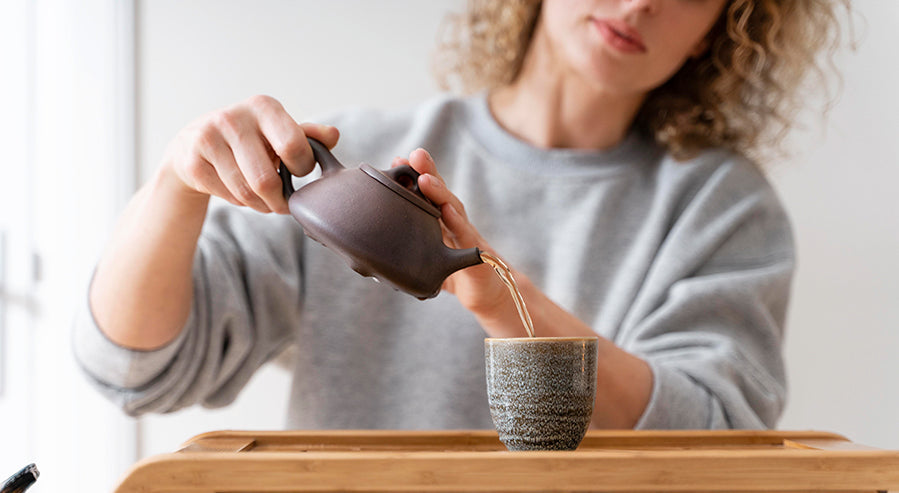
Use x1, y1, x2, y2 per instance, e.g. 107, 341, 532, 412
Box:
134, 0, 899, 458
1, 2, 140, 492
136, 0, 461, 182
772, 2, 899, 448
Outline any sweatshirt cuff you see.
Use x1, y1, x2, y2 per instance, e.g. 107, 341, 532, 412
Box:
72, 296, 191, 390
633, 360, 712, 430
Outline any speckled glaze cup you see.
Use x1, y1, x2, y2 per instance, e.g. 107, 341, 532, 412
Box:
485, 337, 598, 451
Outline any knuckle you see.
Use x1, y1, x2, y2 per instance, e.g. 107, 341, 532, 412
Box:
232, 181, 257, 203
278, 129, 310, 163
247, 94, 281, 112
182, 157, 211, 185
248, 171, 281, 195
193, 122, 220, 154
212, 109, 244, 137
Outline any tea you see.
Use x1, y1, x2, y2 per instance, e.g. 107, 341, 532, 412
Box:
479, 252, 535, 337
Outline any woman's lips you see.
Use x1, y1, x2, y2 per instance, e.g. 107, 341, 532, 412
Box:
592, 18, 647, 54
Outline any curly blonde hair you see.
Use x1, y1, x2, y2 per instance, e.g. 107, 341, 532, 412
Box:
433, 0, 850, 160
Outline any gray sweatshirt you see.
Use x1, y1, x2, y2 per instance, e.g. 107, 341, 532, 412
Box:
74, 94, 794, 430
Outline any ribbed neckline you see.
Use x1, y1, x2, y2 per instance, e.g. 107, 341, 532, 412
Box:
455, 92, 659, 177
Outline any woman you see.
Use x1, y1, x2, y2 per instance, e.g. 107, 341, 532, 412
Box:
75, 0, 846, 429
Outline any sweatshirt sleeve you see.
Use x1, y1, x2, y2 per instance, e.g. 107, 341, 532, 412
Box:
72, 202, 305, 416
625, 158, 794, 429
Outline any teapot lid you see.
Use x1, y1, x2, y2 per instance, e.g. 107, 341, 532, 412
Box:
361, 164, 441, 218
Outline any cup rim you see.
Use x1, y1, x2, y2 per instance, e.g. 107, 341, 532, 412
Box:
484, 336, 598, 343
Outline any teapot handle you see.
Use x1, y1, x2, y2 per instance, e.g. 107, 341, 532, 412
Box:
279, 137, 345, 199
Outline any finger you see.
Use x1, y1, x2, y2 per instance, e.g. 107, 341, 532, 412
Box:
202, 137, 271, 213
440, 202, 482, 249
391, 156, 410, 168
190, 123, 262, 208
221, 163, 271, 213
248, 96, 311, 177
437, 212, 462, 249
266, 121, 339, 178
185, 157, 241, 205
245, 95, 339, 177
407, 148, 441, 178
299, 122, 340, 148
418, 172, 467, 221
417, 171, 484, 251
228, 129, 287, 213
213, 121, 279, 212
408, 148, 467, 213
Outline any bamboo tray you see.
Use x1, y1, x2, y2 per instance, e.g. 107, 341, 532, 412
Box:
114, 430, 899, 492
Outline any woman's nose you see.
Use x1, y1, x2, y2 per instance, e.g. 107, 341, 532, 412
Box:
622, 0, 660, 15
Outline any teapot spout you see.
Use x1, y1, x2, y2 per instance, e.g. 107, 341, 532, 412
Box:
443, 246, 484, 279
412, 246, 483, 300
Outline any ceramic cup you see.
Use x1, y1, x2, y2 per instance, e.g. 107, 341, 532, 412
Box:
485, 336, 598, 451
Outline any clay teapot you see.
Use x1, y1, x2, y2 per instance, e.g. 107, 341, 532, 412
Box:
279, 138, 483, 299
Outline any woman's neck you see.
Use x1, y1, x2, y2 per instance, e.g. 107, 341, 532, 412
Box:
488, 22, 646, 151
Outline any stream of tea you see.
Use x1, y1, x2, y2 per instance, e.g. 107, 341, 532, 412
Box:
479, 252, 535, 338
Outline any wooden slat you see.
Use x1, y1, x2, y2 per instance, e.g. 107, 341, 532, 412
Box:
114, 430, 899, 493
178, 437, 256, 453
180, 429, 851, 452
783, 438, 884, 452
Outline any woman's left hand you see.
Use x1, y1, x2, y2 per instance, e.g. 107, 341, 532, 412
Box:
393, 149, 528, 337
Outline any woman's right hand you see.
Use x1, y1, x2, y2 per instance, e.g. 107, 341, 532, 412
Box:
160, 94, 340, 214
